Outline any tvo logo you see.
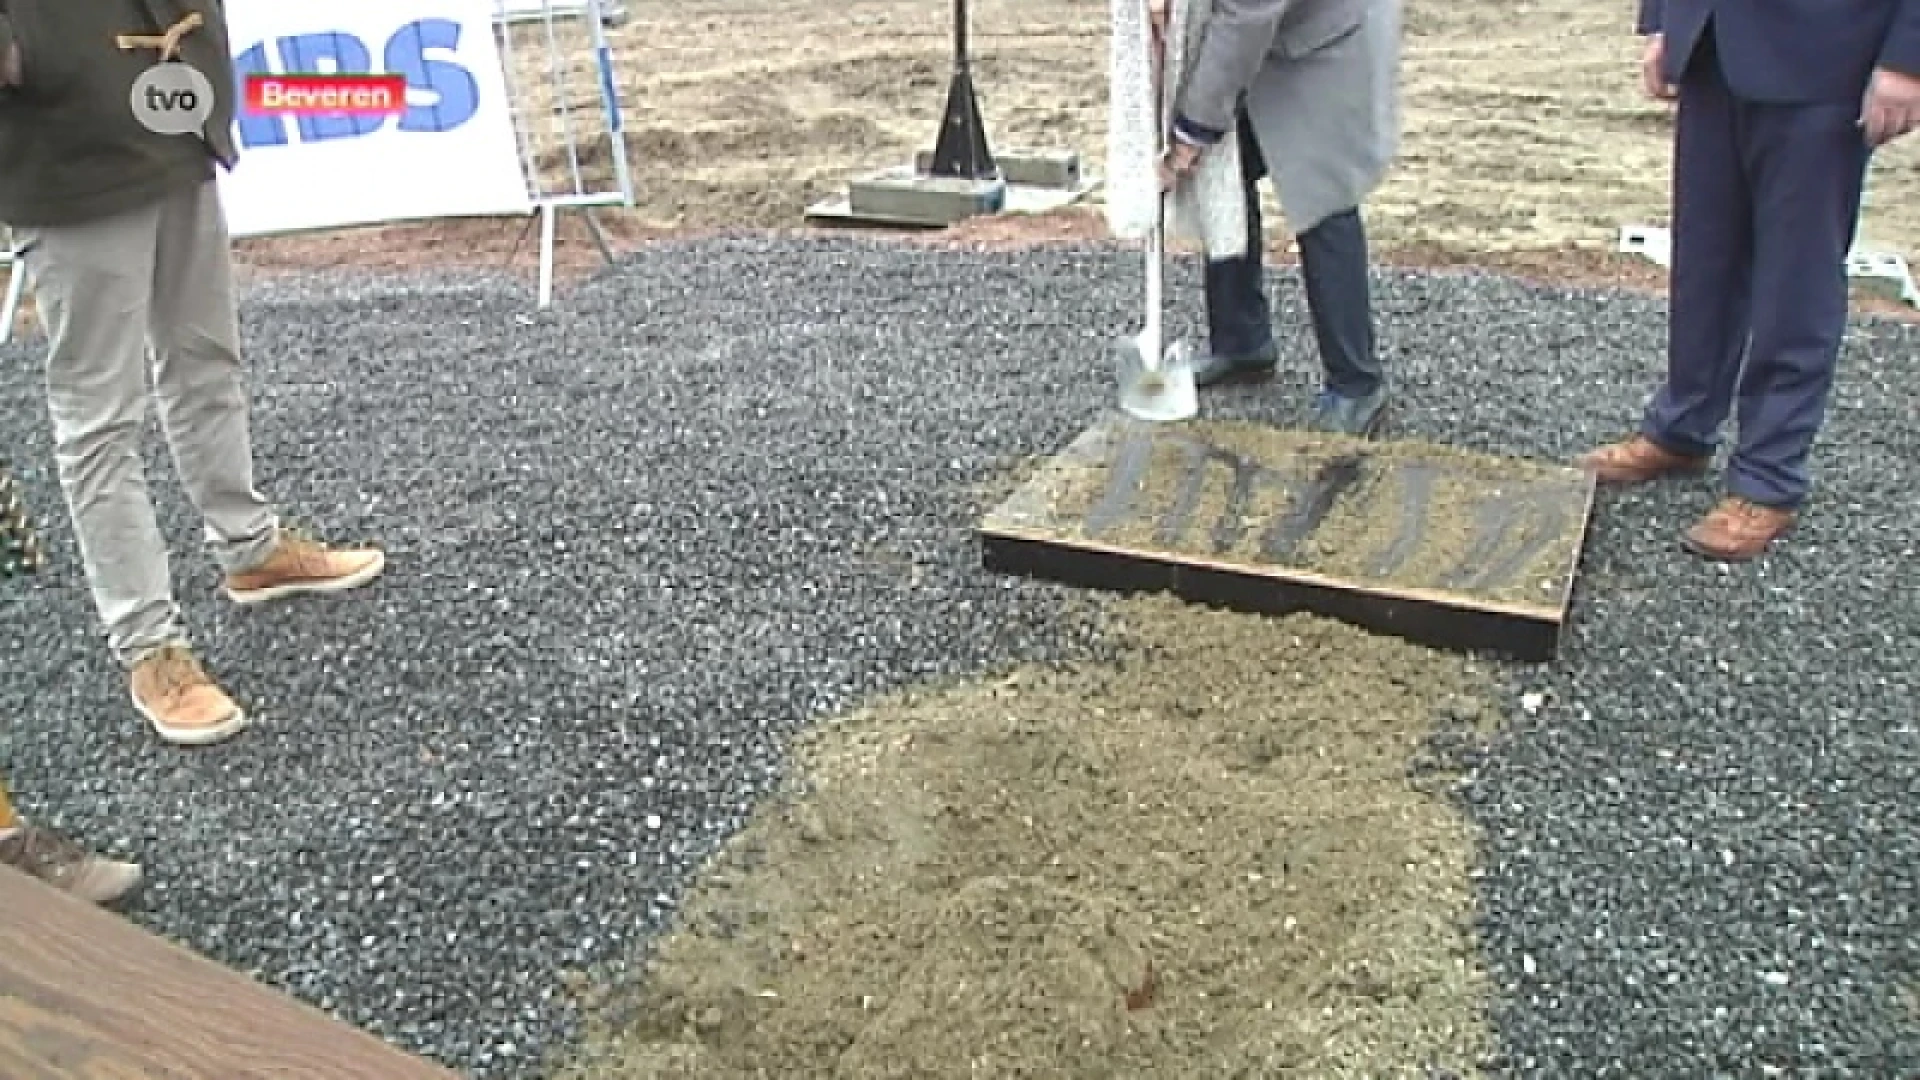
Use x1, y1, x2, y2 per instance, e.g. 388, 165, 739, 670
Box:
131, 61, 216, 136
231, 18, 483, 148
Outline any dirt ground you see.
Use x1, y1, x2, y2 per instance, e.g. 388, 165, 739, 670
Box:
8, 0, 1913, 327
528, 0, 1920, 256
211, 5, 1909, 1075
216, 0, 1920, 312
552, 594, 1496, 1080
5, 4, 1904, 1075
492, 8, 1769, 1073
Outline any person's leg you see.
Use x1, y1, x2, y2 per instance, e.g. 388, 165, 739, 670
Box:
1295, 206, 1386, 435
1581, 36, 1750, 483
1195, 110, 1280, 385
1681, 95, 1870, 560
0, 773, 142, 906
19, 205, 181, 663
146, 180, 278, 574
146, 180, 384, 604
19, 200, 247, 746
1296, 208, 1379, 397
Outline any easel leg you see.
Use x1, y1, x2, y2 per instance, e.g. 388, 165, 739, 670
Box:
1, 258, 26, 346
538, 202, 557, 309
582, 208, 617, 267
537, 199, 560, 309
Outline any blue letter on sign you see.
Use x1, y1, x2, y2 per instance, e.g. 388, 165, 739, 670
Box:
232, 41, 287, 148
228, 20, 478, 148
384, 19, 479, 133
278, 31, 384, 142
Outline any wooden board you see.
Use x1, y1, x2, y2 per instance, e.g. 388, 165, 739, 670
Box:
977, 414, 1597, 662
0, 865, 463, 1079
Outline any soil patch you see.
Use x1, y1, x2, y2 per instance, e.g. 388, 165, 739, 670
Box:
16, 0, 1917, 327
1033, 420, 1586, 608
553, 592, 1497, 1079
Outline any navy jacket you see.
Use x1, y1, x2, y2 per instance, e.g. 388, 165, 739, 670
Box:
1639, 0, 1920, 103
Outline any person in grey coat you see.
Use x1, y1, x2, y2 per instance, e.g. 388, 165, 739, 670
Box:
1159, 0, 1403, 436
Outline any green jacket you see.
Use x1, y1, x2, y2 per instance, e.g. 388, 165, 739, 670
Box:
0, 0, 237, 228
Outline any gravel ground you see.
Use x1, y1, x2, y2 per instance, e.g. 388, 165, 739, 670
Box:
2, 235, 1915, 1078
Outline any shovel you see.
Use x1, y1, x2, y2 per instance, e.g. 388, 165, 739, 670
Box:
1114, 193, 1197, 423
1113, 0, 1196, 424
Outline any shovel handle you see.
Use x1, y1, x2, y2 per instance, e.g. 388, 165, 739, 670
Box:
1144, 195, 1163, 359
1142, 0, 1167, 363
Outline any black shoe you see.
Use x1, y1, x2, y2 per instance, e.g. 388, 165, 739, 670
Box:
1192, 342, 1280, 388
1308, 385, 1390, 438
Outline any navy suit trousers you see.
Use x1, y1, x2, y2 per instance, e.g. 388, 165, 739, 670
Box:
1205, 109, 1382, 398
1641, 34, 1873, 508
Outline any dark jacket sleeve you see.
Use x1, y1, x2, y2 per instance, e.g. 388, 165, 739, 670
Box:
1176, 0, 1295, 137
1880, 0, 1920, 75
1635, 0, 1663, 35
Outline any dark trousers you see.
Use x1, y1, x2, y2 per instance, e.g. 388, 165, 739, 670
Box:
1641, 33, 1871, 508
1205, 111, 1382, 398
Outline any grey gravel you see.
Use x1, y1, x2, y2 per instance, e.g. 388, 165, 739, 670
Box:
2, 235, 1915, 1078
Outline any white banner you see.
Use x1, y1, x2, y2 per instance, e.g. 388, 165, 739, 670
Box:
218, 0, 533, 237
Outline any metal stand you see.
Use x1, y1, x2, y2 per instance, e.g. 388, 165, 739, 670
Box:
497, 0, 634, 309
926, 0, 996, 181
504, 195, 620, 309
807, 0, 1109, 228
1, 229, 27, 346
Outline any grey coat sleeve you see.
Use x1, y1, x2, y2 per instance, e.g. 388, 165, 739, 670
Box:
1175, 0, 1296, 136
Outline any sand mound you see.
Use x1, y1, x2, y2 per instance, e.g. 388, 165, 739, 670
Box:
558, 593, 1497, 1079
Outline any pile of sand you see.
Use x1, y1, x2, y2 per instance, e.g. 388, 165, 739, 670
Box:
557, 592, 1499, 1079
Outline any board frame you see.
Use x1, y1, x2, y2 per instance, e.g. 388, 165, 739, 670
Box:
977, 414, 1598, 662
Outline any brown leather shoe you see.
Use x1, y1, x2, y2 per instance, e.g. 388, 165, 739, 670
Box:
1681, 497, 1797, 562
1574, 435, 1711, 485
129, 644, 249, 747
225, 528, 385, 605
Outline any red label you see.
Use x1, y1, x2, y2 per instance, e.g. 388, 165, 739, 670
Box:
244, 74, 407, 116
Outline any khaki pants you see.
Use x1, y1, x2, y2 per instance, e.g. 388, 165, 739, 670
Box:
14, 179, 279, 668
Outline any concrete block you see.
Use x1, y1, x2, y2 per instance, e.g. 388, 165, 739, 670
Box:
848, 166, 1007, 226
915, 148, 1084, 190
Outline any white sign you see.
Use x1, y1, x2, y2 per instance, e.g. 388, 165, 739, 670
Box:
217, 0, 532, 238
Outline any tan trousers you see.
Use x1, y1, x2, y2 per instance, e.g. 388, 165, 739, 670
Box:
14, 179, 279, 668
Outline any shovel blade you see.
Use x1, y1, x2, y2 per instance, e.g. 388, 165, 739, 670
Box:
1115, 335, 1198, 423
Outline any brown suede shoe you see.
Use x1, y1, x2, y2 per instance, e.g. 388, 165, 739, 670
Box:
130, 644, 249, 747
1681, 497, 1797, 562
1574, 434, 1711, 485
225, 529, 385, 605
0, 823, 143, 906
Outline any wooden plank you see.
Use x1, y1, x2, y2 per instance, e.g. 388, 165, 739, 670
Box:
977, 413, 1597, 662
0, 865, 464, 1080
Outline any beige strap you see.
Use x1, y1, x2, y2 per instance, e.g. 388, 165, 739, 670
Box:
115, 12, 204, 63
